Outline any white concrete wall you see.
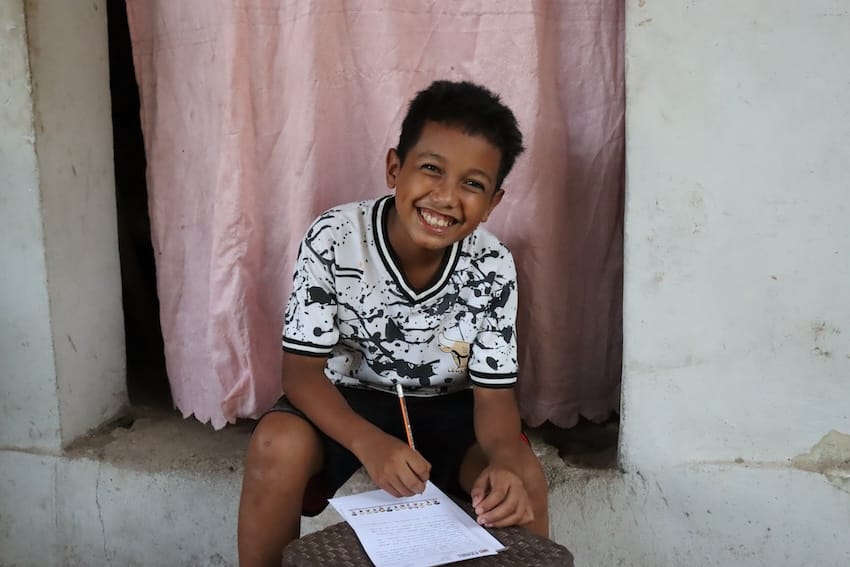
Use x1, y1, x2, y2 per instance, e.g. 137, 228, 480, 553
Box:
26, 0, 127, 446
615, 0, 850, 564
623, 0, 850, 469
0, 0, 126, 451
0, 0, 63, 451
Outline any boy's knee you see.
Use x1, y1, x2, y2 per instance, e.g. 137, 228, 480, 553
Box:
520, 452, 549, 500
247, 413, 321, 474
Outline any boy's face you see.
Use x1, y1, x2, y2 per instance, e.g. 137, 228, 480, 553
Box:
385, 121, 504, 253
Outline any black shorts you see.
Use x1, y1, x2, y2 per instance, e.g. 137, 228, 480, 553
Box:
262, 386, 476, 517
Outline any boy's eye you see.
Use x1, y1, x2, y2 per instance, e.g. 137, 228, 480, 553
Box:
463, 179, 486, 191
420, 163, 441, 174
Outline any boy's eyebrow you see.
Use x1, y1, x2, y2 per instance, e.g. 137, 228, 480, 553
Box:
417, 151, 446, 162
417, 151, 494, 184
465, 168, 494, 184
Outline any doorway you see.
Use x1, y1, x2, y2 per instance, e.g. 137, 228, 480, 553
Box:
107, 0, 171, 408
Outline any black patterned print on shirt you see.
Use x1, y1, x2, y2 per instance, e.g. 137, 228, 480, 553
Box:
282, 196, 518, 395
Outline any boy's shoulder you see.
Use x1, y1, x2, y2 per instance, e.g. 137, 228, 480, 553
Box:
303, 197, 382, 239
311, 197, 379, 224
463, 224, 516, 271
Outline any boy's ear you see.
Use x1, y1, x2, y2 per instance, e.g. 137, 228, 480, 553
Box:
482, 188, 504, 222
385, 148, 401, 189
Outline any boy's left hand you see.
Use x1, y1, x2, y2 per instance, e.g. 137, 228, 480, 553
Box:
470, 465, 534, 528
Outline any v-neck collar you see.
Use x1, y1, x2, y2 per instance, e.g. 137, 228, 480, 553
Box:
373, 196, 461, 303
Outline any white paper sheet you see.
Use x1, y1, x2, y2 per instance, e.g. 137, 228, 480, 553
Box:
328, 481, 506, 567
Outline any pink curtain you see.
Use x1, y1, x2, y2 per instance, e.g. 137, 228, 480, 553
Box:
127, 0, 624, 430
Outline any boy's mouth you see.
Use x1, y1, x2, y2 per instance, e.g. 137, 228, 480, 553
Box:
418, 208, 457, 229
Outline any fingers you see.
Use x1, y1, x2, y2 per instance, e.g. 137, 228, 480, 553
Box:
380, 480, 403, 498
385, 460, 428, 497
476, 480, 508, 514
476, 486, 534, 528
403, 452, 431, 493
372, 447, 431, 497
472, 469, 534, 528
394, 467, 425, 496
470, 473, 490, 509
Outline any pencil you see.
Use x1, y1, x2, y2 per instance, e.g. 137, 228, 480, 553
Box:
395, 383, 415, 449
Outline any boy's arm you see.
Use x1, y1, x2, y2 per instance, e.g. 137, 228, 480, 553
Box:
281, 351, 430, 496
469, 386, 535, 527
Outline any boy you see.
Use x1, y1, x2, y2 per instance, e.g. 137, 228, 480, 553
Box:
238, 80, 549, 567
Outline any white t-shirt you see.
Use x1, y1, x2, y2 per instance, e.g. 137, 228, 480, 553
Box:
282, 196, 518, 396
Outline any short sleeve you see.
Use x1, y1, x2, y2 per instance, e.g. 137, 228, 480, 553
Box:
468, 252, 519, 388
282, 215, 340, 357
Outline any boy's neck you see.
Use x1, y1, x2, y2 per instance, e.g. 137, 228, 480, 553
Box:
386, 205, 450, 291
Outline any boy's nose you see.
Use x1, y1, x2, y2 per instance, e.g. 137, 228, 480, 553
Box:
430, 179, 458, 205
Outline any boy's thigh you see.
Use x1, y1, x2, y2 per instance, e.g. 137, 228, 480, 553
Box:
334, 388, 478, 499
407, 390, 476, 499
263, 393, 362, 513
317, 387, 477, 492
262, 387, 479, 511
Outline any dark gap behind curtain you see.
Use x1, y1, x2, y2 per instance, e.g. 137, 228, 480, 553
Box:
108, 0, 170, 407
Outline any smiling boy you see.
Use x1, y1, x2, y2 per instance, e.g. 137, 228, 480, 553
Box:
237, 80, 549, 567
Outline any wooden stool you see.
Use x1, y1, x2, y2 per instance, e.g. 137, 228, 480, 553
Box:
281, 505, 573, 566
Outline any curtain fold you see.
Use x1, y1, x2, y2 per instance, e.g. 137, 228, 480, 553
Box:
127, 0, 624, 429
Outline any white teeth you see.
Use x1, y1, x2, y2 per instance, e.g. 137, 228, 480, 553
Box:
420, 209, 454, 228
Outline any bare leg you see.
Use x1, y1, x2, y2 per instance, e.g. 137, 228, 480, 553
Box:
237, 413, 324, 567
457, 443, 549, 539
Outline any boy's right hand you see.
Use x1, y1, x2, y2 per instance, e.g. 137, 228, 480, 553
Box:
353, 431, 431, 497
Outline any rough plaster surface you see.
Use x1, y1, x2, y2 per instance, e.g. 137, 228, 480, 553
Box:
792, 430, 850, 495
23, 0, 128, 446
0, 0, 62, 451
1, 0, 127, 452
622, 0, 850, 467
549, 464, 850, 567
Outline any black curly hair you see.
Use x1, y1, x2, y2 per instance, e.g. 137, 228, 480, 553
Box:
395, 80, 525, 189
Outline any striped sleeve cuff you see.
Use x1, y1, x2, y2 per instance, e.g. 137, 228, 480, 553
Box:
281, 336, 334, 357
469, 369, 517, 388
